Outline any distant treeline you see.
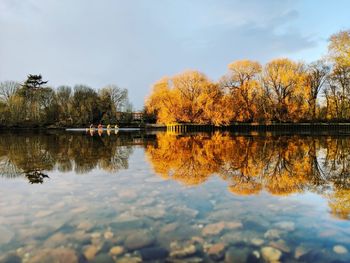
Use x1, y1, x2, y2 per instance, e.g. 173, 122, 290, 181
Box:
146, 30, 350, 125
0, 75, 134, 127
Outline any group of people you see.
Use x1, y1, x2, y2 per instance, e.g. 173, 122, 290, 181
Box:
89, 124, 119, 130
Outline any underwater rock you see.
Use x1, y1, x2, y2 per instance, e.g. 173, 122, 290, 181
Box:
202, 222, 225, 236
333, 245, 348, 254
261, 246, 282, 262
77, 221, 94, 231
109, 246, 124, 256
224, 247, 250, 263
104, 231, 114, 239
28, 248, 78, 263
207, 243, 226, 261
115, 256, 142, 263
250, 238, 265, 246
139, 247, 169, 260
294, 245, 312, 259
91, 254, 114, 263
202, 221, 242, 236
172, 206, 199, 218
274, 221, 295, 232
83, 245, 99, 261
124, 230, 155, 250
264, 229, 282, 240
0, 253, 21, 263
169, 240, 201, 258
269, 239, 291, 253
44, 232, 67, 247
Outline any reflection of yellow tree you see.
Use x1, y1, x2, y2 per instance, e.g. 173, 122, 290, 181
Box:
146, 133, 323, 196
146, 132, 350, 219
146, 133, 224, 185
327, 189, 350, 220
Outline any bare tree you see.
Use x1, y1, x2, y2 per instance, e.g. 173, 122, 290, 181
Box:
306, 60, 330, 120
0, 81, 20, 103
102, 85, 129, 111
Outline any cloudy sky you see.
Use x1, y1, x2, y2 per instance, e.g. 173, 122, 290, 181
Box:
1, 0, 350, 109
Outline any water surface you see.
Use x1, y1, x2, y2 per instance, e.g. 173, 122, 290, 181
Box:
0, 130, 349, 263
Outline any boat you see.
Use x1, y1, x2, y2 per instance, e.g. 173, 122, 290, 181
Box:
65, 128, 141, 132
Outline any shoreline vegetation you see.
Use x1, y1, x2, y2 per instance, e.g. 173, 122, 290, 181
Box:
145, 30, 350, 126
1, 30, 350, 129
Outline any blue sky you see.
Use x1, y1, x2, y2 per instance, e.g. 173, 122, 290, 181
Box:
1, 0, 349, 109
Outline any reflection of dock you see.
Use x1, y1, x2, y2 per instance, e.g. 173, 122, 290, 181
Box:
166, 124, 215, 133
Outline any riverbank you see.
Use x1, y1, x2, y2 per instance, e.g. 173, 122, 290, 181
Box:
3, 123, 350, 133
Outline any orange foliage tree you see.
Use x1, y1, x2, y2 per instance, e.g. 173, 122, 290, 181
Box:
221, 60, 263, 122
146, 71, 233, 125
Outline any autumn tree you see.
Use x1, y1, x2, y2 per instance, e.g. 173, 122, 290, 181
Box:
262, 58, 306, 122
221, 60, 262, 121
146, 71, 231, 125
326, 30, 350, 119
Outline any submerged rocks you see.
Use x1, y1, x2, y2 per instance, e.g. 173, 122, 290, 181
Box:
261, 246, 282, 262
224, 247, 250, 263
109, 246, 124, 256
202, 222, 226, 236
294, 245, 312, 259
124, 230, 155, 250
333, 245, 348, 254
269, 239, 291, 253
207, 243, 226, 261
28, 248, 78, 263
202, 221, 242, 236
91, 254, 114, 263
274, 221, 295, 232
264, 229, 282, 240
250, 238, 265, 246
83, 245, 99, 261
139, 247, 169, 261
169, 240, 201, 258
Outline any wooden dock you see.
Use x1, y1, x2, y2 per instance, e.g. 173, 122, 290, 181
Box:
166, 123, 350, 133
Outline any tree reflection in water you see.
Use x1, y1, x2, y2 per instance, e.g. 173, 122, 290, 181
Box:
0, 131, 349, 219
146, 132, 350, 220
0, 131, 135, 183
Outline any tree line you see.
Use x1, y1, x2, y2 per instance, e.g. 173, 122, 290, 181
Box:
146, 30, 350, 125
0, 75, 131, 127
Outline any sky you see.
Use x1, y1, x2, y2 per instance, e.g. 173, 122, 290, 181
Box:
1, 0, 350, 110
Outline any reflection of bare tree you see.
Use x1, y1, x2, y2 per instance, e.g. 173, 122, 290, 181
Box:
0, 157, 22, 178
0, 131, 136, 182
322, 138, 350, 189
25, 171, 49, 184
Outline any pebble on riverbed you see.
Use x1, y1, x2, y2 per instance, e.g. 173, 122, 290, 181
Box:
333, 245, 348, 254
207, 243, 226, 260
261, 246, 282, 262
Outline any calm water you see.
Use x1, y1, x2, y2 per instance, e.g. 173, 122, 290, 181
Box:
0, 130, 350, 263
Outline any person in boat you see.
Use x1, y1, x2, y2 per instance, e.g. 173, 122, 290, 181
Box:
98, 123, 103, 129
115, 124, 119, 129
107, 124, 111, 129
89, 124, 94, 129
